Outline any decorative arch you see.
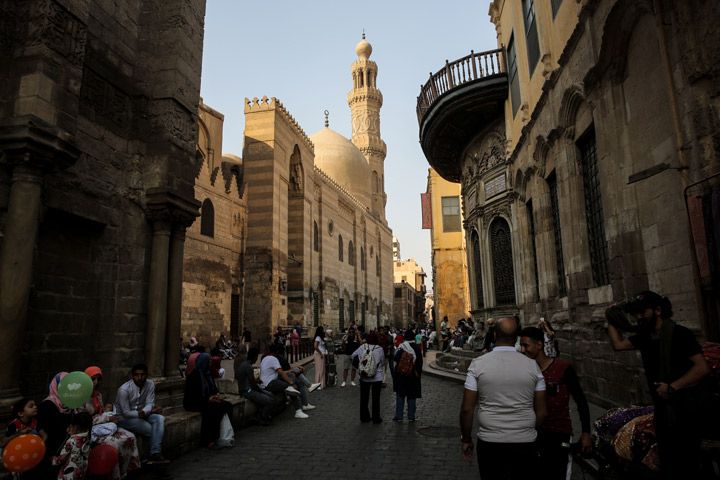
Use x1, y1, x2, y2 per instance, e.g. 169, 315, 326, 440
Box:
338, 235, 344, 262
586, 0, 655, 88
533, 135, 550, 177
200, 199, 215, 237
489, 217, 516, 305
557, 84, 586, 135
372, 171, 379, 194
348, 240, 355, 266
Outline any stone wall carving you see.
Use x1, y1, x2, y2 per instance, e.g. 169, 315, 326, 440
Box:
27, 0, 87, 65
461, 130, 508, 191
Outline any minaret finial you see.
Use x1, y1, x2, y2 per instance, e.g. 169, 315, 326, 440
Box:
323, 110, 329, 128
362, 29, 365, 40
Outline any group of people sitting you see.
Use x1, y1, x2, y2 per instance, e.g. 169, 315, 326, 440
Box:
2, 363, 168, 479
234, 343, 321, 424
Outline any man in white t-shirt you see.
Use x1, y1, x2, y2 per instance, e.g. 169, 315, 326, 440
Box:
459, 316, 547, 479
259, 344, 308, 419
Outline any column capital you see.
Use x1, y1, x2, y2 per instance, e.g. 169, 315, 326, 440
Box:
0, 116, 80, 173
145, 187, 200, 228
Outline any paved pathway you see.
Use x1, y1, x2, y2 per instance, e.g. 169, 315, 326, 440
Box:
136, 367, 478, 480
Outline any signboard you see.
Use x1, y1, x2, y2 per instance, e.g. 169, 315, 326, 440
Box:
484, 174, 506, 199
421, 192, 432, 229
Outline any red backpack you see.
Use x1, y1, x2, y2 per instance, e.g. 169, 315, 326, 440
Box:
396, 350, 415, 377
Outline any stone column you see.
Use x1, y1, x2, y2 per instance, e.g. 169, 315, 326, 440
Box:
164, 225, 186, 377
146, 220, 171, 377
0, 165, 43, 402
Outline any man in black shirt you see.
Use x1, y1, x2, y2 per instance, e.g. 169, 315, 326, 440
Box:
607, 291, 711, 479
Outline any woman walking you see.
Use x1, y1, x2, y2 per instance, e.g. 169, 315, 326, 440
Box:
392, 329, 423, 422
351, 331, 385, 424
313, 326, 327, 389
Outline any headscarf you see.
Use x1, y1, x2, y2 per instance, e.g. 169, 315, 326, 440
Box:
84, 366, 104, 415
186, 352, 201, 376
45, 372, 69, 412
189, 337, 199, 347
194, 353, 217, 399
210, 355, 222, 379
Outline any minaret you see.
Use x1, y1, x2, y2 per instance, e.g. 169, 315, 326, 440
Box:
348, 33, 387, 221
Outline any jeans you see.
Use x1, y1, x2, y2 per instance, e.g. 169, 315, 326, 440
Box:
242, 388, 278, 419
536, 431, 571, 480
394, 395, 416, 421
359, 380, 382, 423
264, 379, 301, 410
119, 414, 165, 455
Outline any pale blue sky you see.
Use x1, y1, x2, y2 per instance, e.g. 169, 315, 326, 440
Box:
200, 0, 497, 280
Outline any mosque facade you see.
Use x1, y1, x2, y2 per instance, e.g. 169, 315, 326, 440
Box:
183, 36, 394, 344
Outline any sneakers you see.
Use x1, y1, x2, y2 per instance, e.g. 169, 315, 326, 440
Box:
285, 386, 300, 395
302, 403, 316, 411
351, 381, 356, 387
146, 453, 170, 464
308, 383, 322, 393
294, 409, 309, 419
340, 381, 346, 387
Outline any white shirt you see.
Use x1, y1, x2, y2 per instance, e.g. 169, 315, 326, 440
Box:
259, 355, 282, 387
315, 336, 327, 355
464, 346, 545, 443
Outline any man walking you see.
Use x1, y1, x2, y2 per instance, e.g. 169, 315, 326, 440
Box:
116, 363, 169, 464
520, 326, 591, 479
460, 317, 546, 479
607, 291, 711, 479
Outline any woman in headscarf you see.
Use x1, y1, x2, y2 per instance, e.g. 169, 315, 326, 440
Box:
37, 372, 73, 478
183, 352, 234, 448
83, 366, 141, 479
392, 329, 423, 422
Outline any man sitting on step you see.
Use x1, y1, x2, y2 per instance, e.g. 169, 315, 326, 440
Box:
259, 344, 310, 419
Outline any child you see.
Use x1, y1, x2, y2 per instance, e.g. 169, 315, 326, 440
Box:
52, 412, 92, 480
4, 398, 45, 443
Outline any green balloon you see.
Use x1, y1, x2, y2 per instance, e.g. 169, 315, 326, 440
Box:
58, 371, 93, 408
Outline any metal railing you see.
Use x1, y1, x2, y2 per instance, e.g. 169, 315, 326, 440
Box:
417, 48, 506, 123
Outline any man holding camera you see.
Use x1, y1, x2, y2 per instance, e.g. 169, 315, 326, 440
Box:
606, 290, 711, 479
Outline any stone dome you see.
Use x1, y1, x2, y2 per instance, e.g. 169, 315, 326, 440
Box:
355, 37, 372, 59
310, 127, 371, 207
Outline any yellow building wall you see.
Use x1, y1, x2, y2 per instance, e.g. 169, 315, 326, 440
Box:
427, 168, 470, 328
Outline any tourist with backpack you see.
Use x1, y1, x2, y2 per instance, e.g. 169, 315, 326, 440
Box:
350, 331, 385, 424
392, 329, 423, 422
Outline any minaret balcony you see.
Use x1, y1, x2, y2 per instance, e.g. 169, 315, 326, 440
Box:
417, 48, 507, 182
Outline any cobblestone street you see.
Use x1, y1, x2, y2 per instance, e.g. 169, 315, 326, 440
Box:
137, 369, 480, 480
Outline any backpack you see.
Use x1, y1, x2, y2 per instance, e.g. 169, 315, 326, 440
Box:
358, 346, 378, 378
396, 350, 415, 377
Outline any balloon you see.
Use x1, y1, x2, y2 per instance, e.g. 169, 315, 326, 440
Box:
57, 371, 93, 408
2, 433, 45, 472
87, 444, 119, 476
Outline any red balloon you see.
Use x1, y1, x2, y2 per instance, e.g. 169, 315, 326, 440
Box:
2, 433, 45, 473
87, 444, 119, 476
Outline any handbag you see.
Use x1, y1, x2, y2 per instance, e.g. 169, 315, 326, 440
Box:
216, 413, 234, 448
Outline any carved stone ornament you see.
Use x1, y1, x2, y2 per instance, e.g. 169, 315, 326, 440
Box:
461, 130, 508, 190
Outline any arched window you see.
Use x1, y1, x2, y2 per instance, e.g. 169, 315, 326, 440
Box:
490, 217, 516, 305
471, 230, 484, 308
338, 235, 344, 262
372, 171, 379, 194
200, 199, 215, 237
348, 241, 355, 266
313, 221, 319, 252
